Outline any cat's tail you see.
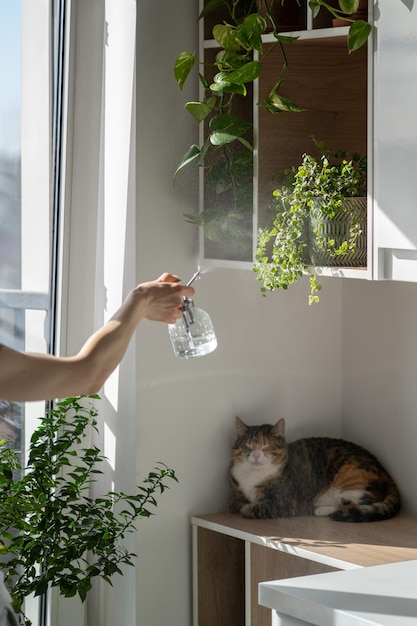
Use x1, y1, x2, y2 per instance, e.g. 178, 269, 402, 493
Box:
330, 479, 401, 523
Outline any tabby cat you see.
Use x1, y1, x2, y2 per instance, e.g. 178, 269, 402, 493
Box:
229, 417, 400, 522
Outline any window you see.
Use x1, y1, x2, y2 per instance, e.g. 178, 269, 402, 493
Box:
0, 1, 63, 623
1, 1, 137, 623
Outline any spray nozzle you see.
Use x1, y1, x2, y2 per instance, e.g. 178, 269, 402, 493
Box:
186, 270, 201, 287
181, 270, 201, 329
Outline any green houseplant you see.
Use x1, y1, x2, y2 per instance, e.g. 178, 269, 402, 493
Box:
0, 396, 177, 626
174, 0, 371, 247
254, 141, 367, 303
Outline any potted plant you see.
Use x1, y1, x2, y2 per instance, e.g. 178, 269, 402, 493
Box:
0, 396, 177, 626
331, 0, 369, 27
253, 140, 367, 304
173, 0, 371, 247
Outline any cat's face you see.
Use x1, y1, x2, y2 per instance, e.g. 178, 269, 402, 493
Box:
232, 418, 287, 469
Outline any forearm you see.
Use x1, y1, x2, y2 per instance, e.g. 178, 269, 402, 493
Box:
0, 274, 194, 402
74, 297, 145, 393
0, 293, 143, 401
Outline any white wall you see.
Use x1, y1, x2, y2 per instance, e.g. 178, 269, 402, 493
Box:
135, 3, 346, 625
341, 278, 417, 515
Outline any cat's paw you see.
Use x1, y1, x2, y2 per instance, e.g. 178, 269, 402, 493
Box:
240, 503, 259, 519
240, 503, 272, 519
314, 505, 337, 517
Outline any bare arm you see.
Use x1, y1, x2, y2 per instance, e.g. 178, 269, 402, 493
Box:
0, 273, 194, 402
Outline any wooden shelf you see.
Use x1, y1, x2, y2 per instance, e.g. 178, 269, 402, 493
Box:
193, 512, 417, 568
192, 512, 417, 626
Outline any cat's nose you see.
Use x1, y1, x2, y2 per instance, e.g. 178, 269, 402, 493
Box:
252, 450, 262, 460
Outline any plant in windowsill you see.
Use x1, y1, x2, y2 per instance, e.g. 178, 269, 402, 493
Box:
0, 396, 177, 626
253, 140, 367, 304
173, 0, 371, 247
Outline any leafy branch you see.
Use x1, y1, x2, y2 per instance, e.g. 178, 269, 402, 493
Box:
254, 142, 367, 303
0, 396, 177, 625
310, 0, 372, 51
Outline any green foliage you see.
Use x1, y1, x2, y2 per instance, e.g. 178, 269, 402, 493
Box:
183, 143, 254, 250
253, 142, 367, 304
174, 1, 299, 244
173, 0, 371, 244
309, 1, 372, 51
0, 396, 177, 625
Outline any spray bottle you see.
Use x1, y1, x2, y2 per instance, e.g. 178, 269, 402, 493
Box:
168, 270, 217, 359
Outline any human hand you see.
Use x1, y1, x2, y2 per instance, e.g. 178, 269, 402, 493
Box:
133, 273, 195, 324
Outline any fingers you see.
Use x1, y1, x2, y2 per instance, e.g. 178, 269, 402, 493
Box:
168, 306, 184, 324
134, 273, 198, 324
176, 284, 194, 299
157, 272, 180, 284
155, 273, 194, 299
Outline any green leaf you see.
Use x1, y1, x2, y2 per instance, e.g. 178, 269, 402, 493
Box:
236, 136, 253, 152
347, 20, 372, 52
215, 50, 246, 71
183, 213, 203, 225
226, 60, 261, 84
198, 72, 210, 90
262, 93, 305, 113
209, 114, 252, 145
338, 0, 359, 13
185, 97, 216, 123
174, 52, 197, 90
198, 0, 225, 20
236, 13, 266, 51
309, 0, 321, 19
173, 145, 202, 179
213, 24, 241, 51
210, 79, 247, 96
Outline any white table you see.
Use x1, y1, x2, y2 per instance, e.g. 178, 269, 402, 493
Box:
259, 558, 417, 625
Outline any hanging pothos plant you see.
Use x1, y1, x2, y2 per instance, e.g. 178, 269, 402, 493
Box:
173, 0, 371, 246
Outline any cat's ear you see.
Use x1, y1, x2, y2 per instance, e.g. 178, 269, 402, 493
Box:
271, 418, 285, 437
235, 416, 248, 436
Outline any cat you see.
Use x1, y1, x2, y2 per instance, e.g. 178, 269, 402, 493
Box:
229, 417, 401, 522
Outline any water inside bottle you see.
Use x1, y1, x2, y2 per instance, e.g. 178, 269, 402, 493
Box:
170, 331, 217, 359
169, 304, 217, 358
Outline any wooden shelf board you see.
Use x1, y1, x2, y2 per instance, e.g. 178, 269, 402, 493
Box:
192, 512, 417, 570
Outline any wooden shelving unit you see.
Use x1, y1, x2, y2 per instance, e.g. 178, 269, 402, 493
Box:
199, 2, 369, 273
192, 512, 417, 626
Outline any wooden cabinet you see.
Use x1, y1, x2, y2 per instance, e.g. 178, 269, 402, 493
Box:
200, 1, 417, 286
192, 512, 417, 626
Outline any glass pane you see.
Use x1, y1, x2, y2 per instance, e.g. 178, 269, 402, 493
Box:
0, 0, 24, 443
0, 1, 21, 292
0, 1, 52, 624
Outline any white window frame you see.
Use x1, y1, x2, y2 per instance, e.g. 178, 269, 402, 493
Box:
50, 1, 137, 625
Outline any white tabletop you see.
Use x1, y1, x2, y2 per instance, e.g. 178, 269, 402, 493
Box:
259, 558, 417, 625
